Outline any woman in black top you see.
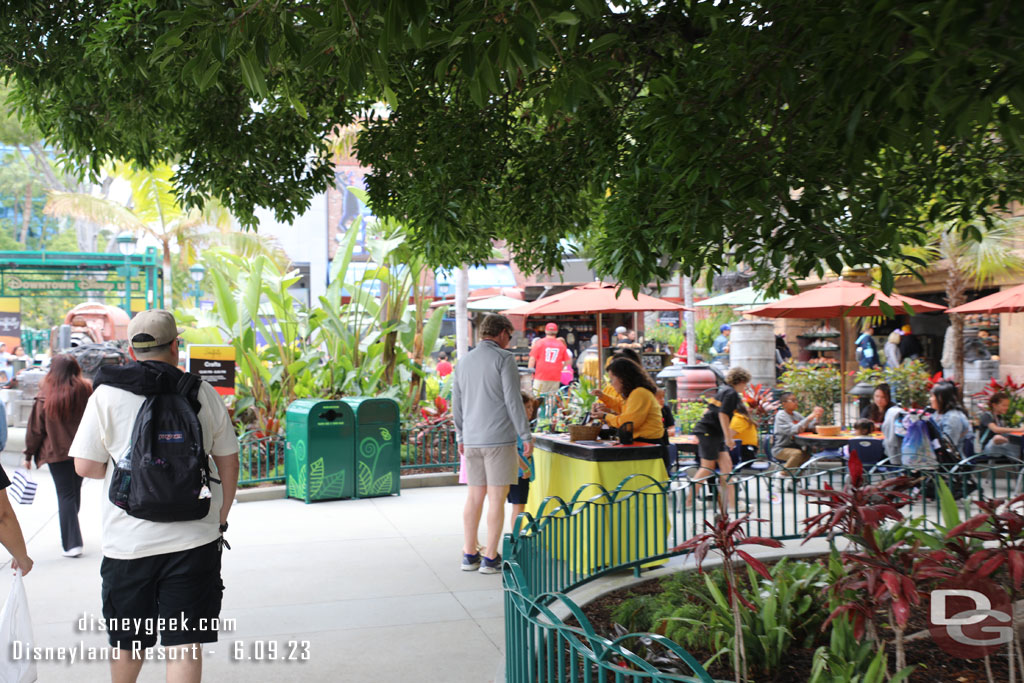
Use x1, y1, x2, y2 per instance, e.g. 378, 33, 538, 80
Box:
860, 383, 893, 428
692, 366, 751, 513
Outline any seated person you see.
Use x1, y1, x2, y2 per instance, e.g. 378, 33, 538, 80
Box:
840, 419, 876, 459
656, 389, 676, 437
978, 390, 1021, 459
729, 403, 759, 466
861, 383, 893, 430
771, 392, 825, 474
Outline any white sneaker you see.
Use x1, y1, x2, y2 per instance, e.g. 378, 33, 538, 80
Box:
62, 546, 83, 558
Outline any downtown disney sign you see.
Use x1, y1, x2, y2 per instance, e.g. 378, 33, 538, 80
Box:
0, 273, 144, 297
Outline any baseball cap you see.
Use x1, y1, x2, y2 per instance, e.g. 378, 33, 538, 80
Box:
901, 325, 911, 334
720, 323, 731, 332
545, 322, 558, 332
615, 326, 627, 335
128, 309, 183, 350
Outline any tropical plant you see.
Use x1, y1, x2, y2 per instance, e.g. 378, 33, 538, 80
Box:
742, 384, 779, 431
674, 400, 707, 435
928, 219, 1024, 391
778, 360, 841, 424
695, 308, 737, 358
672, 511, 783, 683
972, 376, 1024, 426
853, 359, 932, 409
643, 323, 686, 354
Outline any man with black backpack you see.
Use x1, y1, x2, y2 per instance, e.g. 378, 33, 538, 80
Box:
71, 309, 239, 682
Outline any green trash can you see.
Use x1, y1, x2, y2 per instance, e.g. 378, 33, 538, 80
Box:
285, 399, 356, 503
341, 397, 401, 498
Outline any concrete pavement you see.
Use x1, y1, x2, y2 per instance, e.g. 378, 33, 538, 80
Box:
0, 462, 504, 682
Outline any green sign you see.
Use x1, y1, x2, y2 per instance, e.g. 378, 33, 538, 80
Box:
0, 274, 143, 297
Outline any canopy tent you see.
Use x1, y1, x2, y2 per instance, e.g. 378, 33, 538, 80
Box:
947, 283, 1024, 314
747, 280, 945, 425
466, 295, 528, 312
504, 282, 689, 367
695, 285, 790, 309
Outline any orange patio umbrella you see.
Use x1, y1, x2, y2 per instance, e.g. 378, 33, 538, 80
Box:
747, 280, 946, 425
504, 282, 690, 365
947, 283, 1024, 314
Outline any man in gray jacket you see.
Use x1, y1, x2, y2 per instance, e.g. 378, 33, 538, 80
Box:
772, 393, 824, 472
453, 314, 533, 574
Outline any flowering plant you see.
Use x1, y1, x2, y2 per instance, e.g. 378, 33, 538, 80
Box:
972, 375, 1024, 426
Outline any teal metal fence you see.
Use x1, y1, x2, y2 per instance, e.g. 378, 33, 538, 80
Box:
502, 461, 1024, 682
237, 431, 286, 485
400, 420, 459, 473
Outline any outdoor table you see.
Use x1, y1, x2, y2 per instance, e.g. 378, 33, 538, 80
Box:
669, 434, 699, 454
1005, 430, 1024, 447
794, 431, 883, 453
525, 433, 669, 573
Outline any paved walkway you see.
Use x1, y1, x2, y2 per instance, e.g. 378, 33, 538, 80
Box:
0, 462, 504, 682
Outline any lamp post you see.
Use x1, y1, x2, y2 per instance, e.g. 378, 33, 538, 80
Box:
115, 232, 137, 314
189, 264, 206, 308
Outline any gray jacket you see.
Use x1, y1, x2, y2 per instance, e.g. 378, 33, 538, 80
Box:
452, 340, 532, 447
772, 409, 817, 457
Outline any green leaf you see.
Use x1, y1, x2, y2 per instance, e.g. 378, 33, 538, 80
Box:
552, 11, 579, 25
238, 50, 268, 97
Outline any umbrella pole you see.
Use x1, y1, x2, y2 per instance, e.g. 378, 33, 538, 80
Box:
839, 316, 846, 428
596, 312, 604, 372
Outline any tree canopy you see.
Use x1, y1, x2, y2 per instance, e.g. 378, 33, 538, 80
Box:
2, 1, 1023, 290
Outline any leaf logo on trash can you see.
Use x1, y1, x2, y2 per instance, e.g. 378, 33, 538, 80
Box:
287, 439, 307, 499
358, 437, 393, 497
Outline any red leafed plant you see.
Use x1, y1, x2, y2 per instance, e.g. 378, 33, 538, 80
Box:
972, 375, 1024, 426
742, 383, 780, 431
800, 452, 943, 673
672, 511, 782, 683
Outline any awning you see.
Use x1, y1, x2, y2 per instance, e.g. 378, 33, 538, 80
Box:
434, 264, 518, 295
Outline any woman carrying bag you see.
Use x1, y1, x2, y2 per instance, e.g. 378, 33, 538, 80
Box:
22, 354, 92, 557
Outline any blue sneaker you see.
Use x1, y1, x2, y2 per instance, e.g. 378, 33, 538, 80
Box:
461, 552, 481, 571
479, 553, 502, 574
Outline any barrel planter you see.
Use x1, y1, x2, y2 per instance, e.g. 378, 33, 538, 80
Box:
729, 320, 776, 388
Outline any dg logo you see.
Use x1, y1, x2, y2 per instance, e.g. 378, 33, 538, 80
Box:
928, 577, 1013, 658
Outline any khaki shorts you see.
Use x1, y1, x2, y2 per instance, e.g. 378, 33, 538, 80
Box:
464, 445, 519, 487
533, 379, 561, 395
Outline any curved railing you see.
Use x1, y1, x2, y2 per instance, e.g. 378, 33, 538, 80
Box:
502, 457, 1024, 682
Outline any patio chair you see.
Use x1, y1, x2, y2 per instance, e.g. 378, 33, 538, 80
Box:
952, 451, 1024, 499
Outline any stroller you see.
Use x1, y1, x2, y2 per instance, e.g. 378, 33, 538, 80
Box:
899, 410, 977, 500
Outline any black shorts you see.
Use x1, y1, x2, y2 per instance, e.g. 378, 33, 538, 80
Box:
696, 434, 728, 462
101, 539, 223, 649
507, 477, 530, 504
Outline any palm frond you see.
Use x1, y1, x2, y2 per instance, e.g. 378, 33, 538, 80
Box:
43, 191, 147, 232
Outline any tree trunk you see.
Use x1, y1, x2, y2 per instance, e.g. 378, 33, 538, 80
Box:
455, 266, 469, 361
946, 258, 967, 394
161, 240, 173, 309
19, 184, 31, 244
683, 275, 697, 363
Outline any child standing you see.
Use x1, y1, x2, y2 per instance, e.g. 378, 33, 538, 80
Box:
508, 392, 539, 531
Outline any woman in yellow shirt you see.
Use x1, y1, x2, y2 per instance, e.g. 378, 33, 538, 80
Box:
591, 359, 667, 468
729, 403, 759, 464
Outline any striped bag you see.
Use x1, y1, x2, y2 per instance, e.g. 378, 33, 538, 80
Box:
9, 470, 36, 505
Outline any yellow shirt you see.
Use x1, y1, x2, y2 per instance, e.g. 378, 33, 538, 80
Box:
600, 387, 665, 441
729, 412, 758, 447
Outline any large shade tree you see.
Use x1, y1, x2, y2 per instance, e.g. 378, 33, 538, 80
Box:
2, 1, 1024, 289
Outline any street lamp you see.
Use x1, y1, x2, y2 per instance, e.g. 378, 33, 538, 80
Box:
115, 232, 137, 314
189, 263, 206, 308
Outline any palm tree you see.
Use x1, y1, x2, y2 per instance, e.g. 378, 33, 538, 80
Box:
931, 220, 1024, 387
44, 163, 286, 305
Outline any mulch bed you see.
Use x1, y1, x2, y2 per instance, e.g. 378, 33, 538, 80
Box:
570, 566, 1014, 682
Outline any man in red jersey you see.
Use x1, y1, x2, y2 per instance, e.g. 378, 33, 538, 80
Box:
528, 323, 571, 395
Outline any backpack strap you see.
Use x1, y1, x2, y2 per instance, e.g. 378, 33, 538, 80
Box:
176, 372, 202, 413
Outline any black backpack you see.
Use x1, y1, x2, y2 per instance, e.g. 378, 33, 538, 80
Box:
109, 372, 213, 522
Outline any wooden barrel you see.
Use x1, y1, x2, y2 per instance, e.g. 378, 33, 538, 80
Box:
729, 320, 776, 388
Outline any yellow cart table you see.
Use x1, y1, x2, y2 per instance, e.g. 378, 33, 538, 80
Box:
525, 434, 670, 573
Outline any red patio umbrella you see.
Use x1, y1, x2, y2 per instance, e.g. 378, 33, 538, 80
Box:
747, 280, 946, 425
504, 282, 690, 365
947, 283, 1024, 314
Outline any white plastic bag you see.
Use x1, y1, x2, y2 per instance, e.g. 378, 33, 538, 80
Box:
0, 570, 37, 683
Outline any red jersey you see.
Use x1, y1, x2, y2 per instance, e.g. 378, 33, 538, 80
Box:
530, 337, 570, 381
436, 360, 453, 378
